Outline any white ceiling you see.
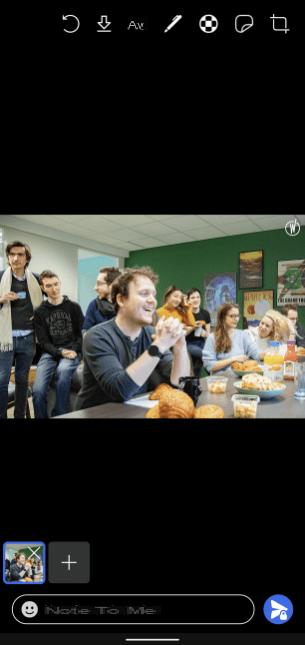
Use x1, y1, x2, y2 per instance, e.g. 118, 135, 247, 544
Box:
2, 214, 305, 255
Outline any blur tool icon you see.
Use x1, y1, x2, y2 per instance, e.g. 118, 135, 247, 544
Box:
235, 15, 254, 33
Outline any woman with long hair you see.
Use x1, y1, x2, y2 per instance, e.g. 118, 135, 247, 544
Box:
157, 285, 196, 334
247, 309, 292, 354
202, 303, 260, 373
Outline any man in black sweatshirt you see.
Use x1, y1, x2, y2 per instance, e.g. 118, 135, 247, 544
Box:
33, 270, 84, 417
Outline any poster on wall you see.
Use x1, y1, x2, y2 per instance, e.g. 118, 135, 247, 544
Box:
243, 290, 274, 328
204, 273, 236, 326
239, 250, 263, 289
277, 260, 305, 306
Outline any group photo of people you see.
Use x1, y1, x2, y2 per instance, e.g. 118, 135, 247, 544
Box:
3, 542, 45, 584
1, 214, 305, 420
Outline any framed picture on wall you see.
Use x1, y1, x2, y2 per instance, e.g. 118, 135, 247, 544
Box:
239, 250, 263, 289
277, 259, 305, 306
243, 290, 274, 328
204, 272, 236, 326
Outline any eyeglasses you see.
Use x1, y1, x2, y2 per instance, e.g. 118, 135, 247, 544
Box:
227, 314, 240, 318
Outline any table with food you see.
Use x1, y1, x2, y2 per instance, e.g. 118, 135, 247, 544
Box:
54, 355, 305, 419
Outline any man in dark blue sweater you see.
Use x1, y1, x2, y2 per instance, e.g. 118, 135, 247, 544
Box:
83, 266, 121, 331
33, 271, 84, 417
75, 267, 191, 410
0, 241, 42, 418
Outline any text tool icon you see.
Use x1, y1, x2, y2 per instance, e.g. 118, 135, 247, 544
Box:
164, 15, 182, 33
263, 595, 293, 624
270, 14, 290, 33
97, 15, 112, 32
235, 15, 254, 33
199, 15, 219, 33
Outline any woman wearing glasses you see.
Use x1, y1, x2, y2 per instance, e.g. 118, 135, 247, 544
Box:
202, 303, 261, 374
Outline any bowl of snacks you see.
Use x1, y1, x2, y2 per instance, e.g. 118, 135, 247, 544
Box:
231, 394, 260, 419
206, 376, 228, 394
234, 373, 286, 399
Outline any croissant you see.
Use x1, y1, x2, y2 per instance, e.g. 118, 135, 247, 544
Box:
145, 404, 161, 418
159, 389, 195, 419
149, 383, 174, 400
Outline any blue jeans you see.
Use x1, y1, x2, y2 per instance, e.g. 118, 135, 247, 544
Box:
187, 341, 205, 360
0, 333, 36, 419
32, 353, 80, 418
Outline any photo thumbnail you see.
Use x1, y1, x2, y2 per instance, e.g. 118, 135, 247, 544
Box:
3, 542, 46, 584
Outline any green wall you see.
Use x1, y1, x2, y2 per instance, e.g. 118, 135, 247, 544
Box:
126, 226, 305, 328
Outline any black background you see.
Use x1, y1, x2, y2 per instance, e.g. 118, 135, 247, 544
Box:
1, 0, 304, 641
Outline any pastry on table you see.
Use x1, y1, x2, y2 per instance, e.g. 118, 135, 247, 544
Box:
195, 404, 225, 419
231, 359, 262, 372
149, 383, 174, 400
145, 404, 161, 418
159, 389, 195, 419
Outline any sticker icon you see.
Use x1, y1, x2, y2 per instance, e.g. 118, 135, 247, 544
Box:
235, 15, 254, 33
21, 601, 39, 619
263, 595, 293, 624
199, 15, 219, 34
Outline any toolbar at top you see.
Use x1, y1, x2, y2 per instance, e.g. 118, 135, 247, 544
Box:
61, 13, 294, 35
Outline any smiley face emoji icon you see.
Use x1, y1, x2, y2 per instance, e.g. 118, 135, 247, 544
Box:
21, 601, 39, 618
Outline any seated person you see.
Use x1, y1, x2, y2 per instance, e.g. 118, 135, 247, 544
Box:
75, 267, 191, 410
185, 288, 211, 375
156, 285, 196, 335
202, 303, 260, 373
247, 309, 291, 354
83, 266, 121, 332
281, 304, 305, 348
9, 553, 32, 581
32, 271, 84, 417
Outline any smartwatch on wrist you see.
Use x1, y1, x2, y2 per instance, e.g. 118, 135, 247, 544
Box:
148, 344, 164, 359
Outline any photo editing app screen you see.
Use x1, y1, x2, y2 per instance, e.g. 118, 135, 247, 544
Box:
1, 2, 304, 645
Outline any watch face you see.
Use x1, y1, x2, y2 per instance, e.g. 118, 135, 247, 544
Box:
149, 345, 160, 357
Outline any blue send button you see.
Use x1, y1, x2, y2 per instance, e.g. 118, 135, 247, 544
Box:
263, 594, 293, 624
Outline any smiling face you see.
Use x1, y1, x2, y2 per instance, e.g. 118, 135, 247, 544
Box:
166, 290, 183, 309
21, 601, 39, 618
188, 291, 201, 311
259, 315, 274, 339
117, 275, 157, 327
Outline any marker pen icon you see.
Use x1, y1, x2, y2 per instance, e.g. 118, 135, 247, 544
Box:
164, 15, 183, 33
